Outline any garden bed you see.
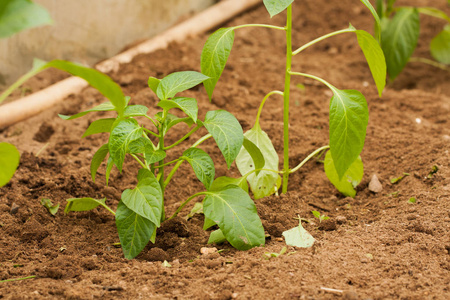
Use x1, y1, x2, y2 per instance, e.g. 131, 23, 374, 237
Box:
1, 0, 449, 299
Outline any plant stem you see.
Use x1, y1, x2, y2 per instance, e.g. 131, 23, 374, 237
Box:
168, 192, 207, 220
158, 111, 167, 221
164, 125, 201, 150
289, 145, 330, 174
255, 90, 284, 127
131, 154, 149, 170
292, 28, 355, 55
145, 115, 159, 127
153, 158, 182, 168
233, 24, 286, 31
143, 127, 159, 138
289, 71, 336, 91
408, 57, 449, 71
0, 276, 36, 283
100, 203, 117, 216
282, 5, 293, 194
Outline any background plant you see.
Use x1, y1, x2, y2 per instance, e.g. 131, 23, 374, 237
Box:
376, 0, 450, 80
200, 0, 386, 198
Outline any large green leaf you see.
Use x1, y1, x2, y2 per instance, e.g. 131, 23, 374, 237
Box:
123, 105, 149, 118
329, 89, 368, 179
200, 28, 235, 99
263, 0, 294, 18
0, 142, 20, 187
64, 197, 107, 214
236, 125, 281, 199
355, 29, 386, 96
156, 71, 209, 100
109, 119, 143, 172
116, 200, 156, 259
359, 0, 382, 41
158, 97, 198, 123
58, 102, 115, 120
121, 169, 163, 226
183, 148, 215, 190
324, 152, 364, 197
82, 118, 115, 138
203, 110, 244, 168
209, 176, 249, 193
90, 144, 109, 182
203, 186, 265, 250
0, 0, 52, 38
381, 8, 420, 80
430, 25, 450, 64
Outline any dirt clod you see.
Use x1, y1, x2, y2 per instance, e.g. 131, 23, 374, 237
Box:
368, 174, 383, 193
33, 122, 55, 143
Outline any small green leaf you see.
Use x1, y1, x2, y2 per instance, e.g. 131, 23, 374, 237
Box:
0, 142, 20, 187
381, 8, 420, 80
0, 0, 52, 38
209, 176, 249, 193
203, 110, 244, 168
203, 217, 216, 230
329, 88, 368, 179
121, 169, 163, 226
123, 105, 149, 117
201, 28, 235, 99
311, 211, 321, 219
82, 118, 115, 138
430, 25, 450, 64
390, 172, 409, 184
242, 137, 265, 176
105, 156, 114, 185
427, 165, 439, 179
185, 202, 204, 220
116, 200, 156, 259
156, 71, 209, 100
109, 119, 143, 172
236, 125, 281, 199
40, 198, 59, 216
128, 137, 165, 165
203, 186, 265, 250
64, 197, 107, 214
58, 102, 115, 120
208, 229, 227, 245
282, 219, 315, 248
148, 77, 160, 94
408, 197, 417, 204
183, 148, 215, 190
324, 152, 364, 197
417, 7, 450, 22
155, 112, 195, 135
158, 97, 198, 123
263, 0, 294, 18
355, 30, 386, 96
359, 0, 382, 41
90, 144, 109, 182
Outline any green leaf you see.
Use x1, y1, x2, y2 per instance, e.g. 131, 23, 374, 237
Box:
129, 138, 166, 166
121, 169, 163, 226
158, 97, 198, 123
0, 142, 20, 187
123, 105, 149, 118
329, 89, 368, 179
381, 8, 420, 80
90, 144, 109, 182
355, 30, 386, 96
185, 202, 204, 220
148, 77, 160, 94
82, 118, 115, 138
109, 119, 143, 172
115, 201, 156, 259
156, 71, 209, 100
64, 197, 107, 214
203, 110, 244, 168
282, 219, 315, 248
209, 176, 249, 193
430, 25, 450, 64
263, 0, 294, 18
200, 28, 235, 99
203, 217, 216, 230
242, 137, 265, 176
208, 229, 227, 245
359, 0, 382, 41
183, 148, 215, 190
203, 186, 265, 250
0, 0, 52, 38
236, 125, 281, 199
40, 198, 59, 216
324, 152, 364, 197
58, 102, 115, 120
155, 112, 194, 135
105, 157, 114, 185
417, 7, 450, 22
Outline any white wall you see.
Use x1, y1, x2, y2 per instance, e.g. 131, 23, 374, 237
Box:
0, 0, 214, 86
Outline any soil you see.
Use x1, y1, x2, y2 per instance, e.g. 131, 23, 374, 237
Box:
1, 0, 449, 299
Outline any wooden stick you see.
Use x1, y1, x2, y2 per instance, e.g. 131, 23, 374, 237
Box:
0, 0, 260, 129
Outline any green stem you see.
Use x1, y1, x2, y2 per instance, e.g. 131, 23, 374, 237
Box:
289, 71, 337, 91
233, 24, 286, 31
282, 5, 293, 194
131, 154, 149, 170
158, 111, 167, 221
292, 28, 355, 56
192, 133, 212, 148
153, 158, 182, 168
164, 125, 202, 150
145, 115, 159, 127
0, 276, 36, 283
409, 57, 450, 71
167, 192, 207, 220
289, 145, 330, 174
101, 203, 117, 216
143, 127, 159, 138
255, 90, 284, 127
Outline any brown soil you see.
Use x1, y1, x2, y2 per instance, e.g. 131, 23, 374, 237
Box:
1, 0, 449, 299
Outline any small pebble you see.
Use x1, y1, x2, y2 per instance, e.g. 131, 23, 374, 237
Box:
10, 202, 20, 215
368, 174, 383, 193
335, 216, 347, 224
200, 247, 218, 255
